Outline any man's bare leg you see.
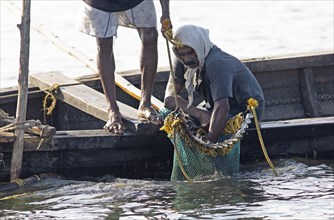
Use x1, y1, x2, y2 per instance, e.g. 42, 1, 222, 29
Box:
137, 27, 163, 125
96, 37, 124, 134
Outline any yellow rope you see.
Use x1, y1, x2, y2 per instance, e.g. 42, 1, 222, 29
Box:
12, 178, 26, 187
224, 113, 244, 134
161, 111, 236, 157
173, 128, 193, 182
0, 193, 28, 201
43, 83, 60, 116
247, 98, 278, 177
163, 20, 180, 109
163, 19, 183, 48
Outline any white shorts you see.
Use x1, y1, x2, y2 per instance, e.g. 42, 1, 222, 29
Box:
77, 0, 157, 38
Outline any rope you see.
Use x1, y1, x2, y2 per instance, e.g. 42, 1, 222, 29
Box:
0, 193, 28, 201
173, 128, 193, 182
0, 123, 17, 132
0, 108, 13, 120
43, 83, 60, 117
36, 138, 46, 150
12, 178, 26, 187
247, 98, 278, 176
163, 19, 180, 109
33, 174, 41, 181
224, 113, 244, 134
162, 20, 183, 48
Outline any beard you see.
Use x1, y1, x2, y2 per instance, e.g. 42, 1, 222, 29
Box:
184, 60, 199, 68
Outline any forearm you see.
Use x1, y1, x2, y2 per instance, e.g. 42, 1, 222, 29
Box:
207, 111, 227, 143
159, 0, 170, 19
165, 95, 202, 119
206, 99, 229, 143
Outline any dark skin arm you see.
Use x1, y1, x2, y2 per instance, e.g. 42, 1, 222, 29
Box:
159, 0, 172, 32
206, 97, 230, 142
164, 79, 210, 127
164, 79, 229, 142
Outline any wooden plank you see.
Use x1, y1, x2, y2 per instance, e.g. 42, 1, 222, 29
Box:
260, 116, 333, 128
243, 52, 334, 73
29, 72, 159, 133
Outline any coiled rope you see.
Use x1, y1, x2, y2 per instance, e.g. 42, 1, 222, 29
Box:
43, 83, 60, 116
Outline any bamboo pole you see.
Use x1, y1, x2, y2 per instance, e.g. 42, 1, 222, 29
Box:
10, 0, 31, 181
2, 1, 164, 111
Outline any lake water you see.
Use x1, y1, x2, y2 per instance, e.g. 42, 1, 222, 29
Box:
1, 0, 333, 89
1, 1, 334, 219
1, 158, 333, 219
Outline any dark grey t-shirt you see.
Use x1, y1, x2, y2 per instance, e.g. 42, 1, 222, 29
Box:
173, 45, 264, 116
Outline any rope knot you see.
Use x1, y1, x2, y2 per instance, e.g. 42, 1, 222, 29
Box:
247, 98, 259, 109
43, 83, 60, 116
162, 19, 183, 48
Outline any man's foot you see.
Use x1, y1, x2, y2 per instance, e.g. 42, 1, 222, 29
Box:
138, 105, 163, 125
104, 112, 125, 135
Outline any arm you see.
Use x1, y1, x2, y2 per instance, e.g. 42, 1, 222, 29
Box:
206, 97, 230, 143
159, 0, 170, 23
164, 76, 211, 127
159, 0, 172, 33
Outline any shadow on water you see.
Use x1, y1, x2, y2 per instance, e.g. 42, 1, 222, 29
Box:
0, 158, 333, 219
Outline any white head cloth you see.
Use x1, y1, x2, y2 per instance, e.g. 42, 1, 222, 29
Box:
173, 25, 213, 108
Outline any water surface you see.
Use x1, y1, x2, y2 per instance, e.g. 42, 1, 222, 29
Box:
1, 159, 333, 219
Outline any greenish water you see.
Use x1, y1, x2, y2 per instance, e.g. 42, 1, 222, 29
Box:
1, 158, 333, 219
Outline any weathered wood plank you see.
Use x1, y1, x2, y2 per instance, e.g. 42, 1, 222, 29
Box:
29, 72, 159, 133
243, 52, 334, 73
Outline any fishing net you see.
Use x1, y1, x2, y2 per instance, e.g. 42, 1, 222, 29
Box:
160, 23, 277, 181
160, 107, 253, 181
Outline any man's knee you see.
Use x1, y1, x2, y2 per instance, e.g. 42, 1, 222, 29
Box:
139, 27, 158, 45
96, 37, 113, 53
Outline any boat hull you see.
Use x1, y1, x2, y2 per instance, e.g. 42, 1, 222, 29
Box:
1, 52, 333, 181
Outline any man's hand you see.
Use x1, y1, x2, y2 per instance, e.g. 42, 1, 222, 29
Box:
161, 18, 173, 39
198, 109, 211, 129
159, 0, 171, 38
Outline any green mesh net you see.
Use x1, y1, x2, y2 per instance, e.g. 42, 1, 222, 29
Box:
160, 108, 242, 182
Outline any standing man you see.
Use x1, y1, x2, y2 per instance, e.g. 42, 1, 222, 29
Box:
164, 25, 265, 143
78, 0, 171, 134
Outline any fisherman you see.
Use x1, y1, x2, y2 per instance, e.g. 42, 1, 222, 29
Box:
164, 24, 265, 143
78, 0, 171, 134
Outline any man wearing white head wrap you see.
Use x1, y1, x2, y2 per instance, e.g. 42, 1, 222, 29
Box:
172, 25, 213, 108
164, 25, 265, 143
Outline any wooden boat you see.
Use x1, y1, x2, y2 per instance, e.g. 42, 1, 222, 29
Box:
1, 51, 333, 181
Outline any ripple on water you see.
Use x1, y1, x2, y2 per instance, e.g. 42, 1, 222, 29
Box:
0, 158, 333, 219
